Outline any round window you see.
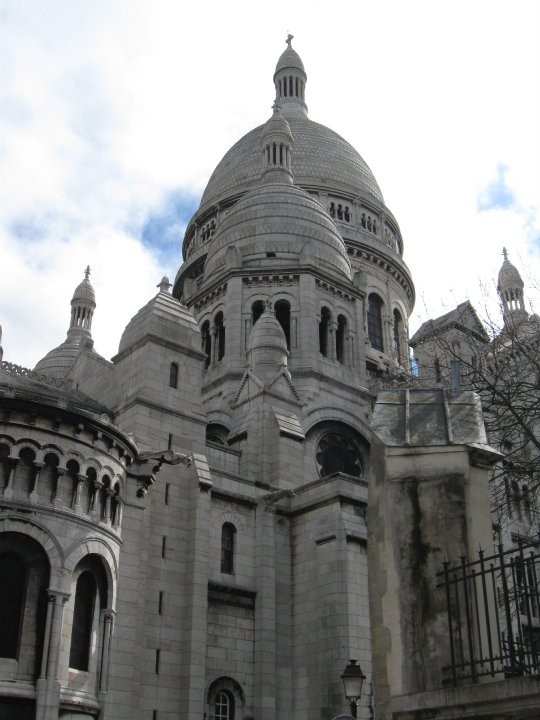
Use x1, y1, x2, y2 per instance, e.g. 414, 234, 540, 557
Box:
316, 432, 363, 477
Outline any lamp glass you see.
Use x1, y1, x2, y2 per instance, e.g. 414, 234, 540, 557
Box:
341, 659, 365, 701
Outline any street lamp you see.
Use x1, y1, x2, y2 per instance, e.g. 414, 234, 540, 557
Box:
341, 659, 365, 718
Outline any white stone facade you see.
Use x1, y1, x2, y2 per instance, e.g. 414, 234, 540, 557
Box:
0, 39, 416, 720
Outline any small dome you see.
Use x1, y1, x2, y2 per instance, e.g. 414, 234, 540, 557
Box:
497, 257, 524, 292
34, 335, 95, 379
274, 40, 305, 75
72, 266, 96, 305
262, 105, 293, 141
203, 182, 351, 282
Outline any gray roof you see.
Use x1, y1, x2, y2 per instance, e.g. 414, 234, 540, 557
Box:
0, 359, 111, 417
410, 301, 489, 346
199, 116, 384, 211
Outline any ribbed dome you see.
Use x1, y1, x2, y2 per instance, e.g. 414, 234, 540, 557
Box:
203, 182, 352, 282
199, 116, 384, 211
72, 275, 96, 305
275, 43, 305, 74
34, 334, 95, 379
498, 258, 524, 292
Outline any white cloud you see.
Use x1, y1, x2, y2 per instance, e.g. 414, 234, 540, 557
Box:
1, 0, 539, 367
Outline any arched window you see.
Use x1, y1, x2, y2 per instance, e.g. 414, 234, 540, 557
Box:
215, 312, 225, 362
251, 300, 265, 327
275, 299, 291, 349
393, 309, 403, 365
69, 556, 108, 673
319, 307, 331, 357
206, 424, 230, 446
0, 554, 26, 658
0, 533, 50, 675
221, 523, 236, 574
169, 362, 178, 389
111, 482, 121, 526
215, 690, 235, 720
367, 293, 384, 351
336, 315, 347, 364
201, 321, 211, 369
69, 571, 97, 671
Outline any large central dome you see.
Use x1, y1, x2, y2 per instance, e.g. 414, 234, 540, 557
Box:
199, 116, 384, 211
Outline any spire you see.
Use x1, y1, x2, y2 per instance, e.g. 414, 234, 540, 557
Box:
157, 276, 172, 294
247, 300, 289, 382
260, 100, 294, 184
273, 36, 308, 118
68, 266, 96, 338
497, 249, 527, 325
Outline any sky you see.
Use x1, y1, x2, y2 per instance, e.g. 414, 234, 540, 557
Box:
1, 0, 539, 369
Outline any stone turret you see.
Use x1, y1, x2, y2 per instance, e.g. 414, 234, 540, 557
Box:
497, 247, 528, 326
34, 267, 100, 379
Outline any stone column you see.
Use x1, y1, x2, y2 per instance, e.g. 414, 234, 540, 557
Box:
98, 608, 116, 718
103, 487, 113, 525
36, 589, 69, 720
329, 321, 337, 361
72, 473, 85, 513
29, 461, 43, 503
3, 458, 17, 499
90, 480, 103, 519
254, 499, 277, 720
52, 468, 64, 507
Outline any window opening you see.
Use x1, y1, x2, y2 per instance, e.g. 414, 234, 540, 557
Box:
393, 309, 403, 365
316, 432, 363, 478
201, 321, 211, 369
367, 294, 384, 351
69, 571, 97, 671
169, 362, 178, 389
319, 307, 331, 357
0, 554, 26, 658
275, 300, 291, 349
221, 523, 236, 574
215, 690, 234, 720
336, 315, 347, 364
215, 313, 225, 361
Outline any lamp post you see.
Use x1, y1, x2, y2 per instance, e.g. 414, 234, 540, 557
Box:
341, 659, 365, 718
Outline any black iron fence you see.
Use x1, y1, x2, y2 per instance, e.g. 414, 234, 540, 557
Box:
437, 540, 540, 685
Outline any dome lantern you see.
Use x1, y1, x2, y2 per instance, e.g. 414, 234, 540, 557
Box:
273, 35, 308, 118
497, 247, 527, 324
69, 265, 96, 337
261, 100, 294, 185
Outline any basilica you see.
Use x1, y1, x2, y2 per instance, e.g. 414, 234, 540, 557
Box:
2, 38, 527, 720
